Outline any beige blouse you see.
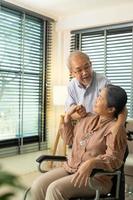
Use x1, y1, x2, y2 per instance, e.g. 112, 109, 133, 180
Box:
59, 113, 127, 184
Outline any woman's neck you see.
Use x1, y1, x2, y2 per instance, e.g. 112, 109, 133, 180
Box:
99, 114, 115, 121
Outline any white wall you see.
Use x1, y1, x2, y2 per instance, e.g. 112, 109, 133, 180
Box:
57, 1, 133, 31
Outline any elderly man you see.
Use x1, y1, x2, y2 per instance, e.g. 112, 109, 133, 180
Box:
65, 50, 110, 119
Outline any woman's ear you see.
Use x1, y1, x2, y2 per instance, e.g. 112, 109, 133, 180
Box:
108, 107, 115, 115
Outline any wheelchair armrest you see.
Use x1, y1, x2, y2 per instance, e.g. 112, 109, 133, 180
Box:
90, 168, 121, 177
36, 155, 67, 163
90, 169, 121, 200
36, 155, 67, 173
127, 130, 133, 141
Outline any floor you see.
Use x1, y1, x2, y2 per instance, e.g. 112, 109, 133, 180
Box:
7, 171, 39, 200
125, 177, 133, 200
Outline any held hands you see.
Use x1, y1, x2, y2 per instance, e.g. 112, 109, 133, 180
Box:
64, 104, 87, 123
71, 160, 93, 188
76, 104, 87, 118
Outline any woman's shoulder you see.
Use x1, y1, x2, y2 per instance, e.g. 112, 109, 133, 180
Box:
85, 112, 98, 118
105, 120, 127, 139
79, 112, 98, 124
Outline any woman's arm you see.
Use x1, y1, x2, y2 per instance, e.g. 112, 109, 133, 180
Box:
71, 159, 95, 187
59, 105, 79, 145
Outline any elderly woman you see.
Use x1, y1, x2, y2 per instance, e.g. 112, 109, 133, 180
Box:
31, 84, 127, 200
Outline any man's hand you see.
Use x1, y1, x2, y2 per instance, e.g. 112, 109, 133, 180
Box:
71, 160, 93, 188
67, 105, 78, 116
110, 107, 128, 149
117, 107, 128, 125
111, 107, 128, 136
76, 105, 87, 118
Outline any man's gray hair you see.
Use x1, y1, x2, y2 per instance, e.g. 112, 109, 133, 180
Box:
67, 51, 90, 70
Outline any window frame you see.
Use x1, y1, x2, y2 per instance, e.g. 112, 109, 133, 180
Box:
0, 1, 54, 157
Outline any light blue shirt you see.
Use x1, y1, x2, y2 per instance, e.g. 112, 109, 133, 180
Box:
65, 71, 111, 113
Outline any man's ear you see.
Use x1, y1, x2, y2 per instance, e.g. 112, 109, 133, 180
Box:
69, 71, 73, 76
70, 71, 75, 78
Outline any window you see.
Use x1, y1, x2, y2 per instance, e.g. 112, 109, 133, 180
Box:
71, 23, 133, 117
0, 2, 53, 157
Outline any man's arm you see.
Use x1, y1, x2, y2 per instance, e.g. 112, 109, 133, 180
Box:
111, 107, 128, 135
65, 80, 87, 120
110, 107, 127, 149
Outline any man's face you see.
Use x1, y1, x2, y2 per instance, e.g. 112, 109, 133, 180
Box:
70, 56, 93, 87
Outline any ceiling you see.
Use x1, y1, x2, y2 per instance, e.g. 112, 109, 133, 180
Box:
6, 0, 132, 20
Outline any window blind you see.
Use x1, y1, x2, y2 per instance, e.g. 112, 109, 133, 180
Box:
0, 3, 53, 157
71, 24, 133, 117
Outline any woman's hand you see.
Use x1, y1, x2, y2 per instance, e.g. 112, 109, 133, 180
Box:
64, 105, 77, 123
71, 160, 93, 188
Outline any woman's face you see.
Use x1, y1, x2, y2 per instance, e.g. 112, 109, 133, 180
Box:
93, 88, 111, 116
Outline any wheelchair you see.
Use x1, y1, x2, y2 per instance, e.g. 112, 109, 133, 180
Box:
24, 116, 132, 200
24, 145, 128, 200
